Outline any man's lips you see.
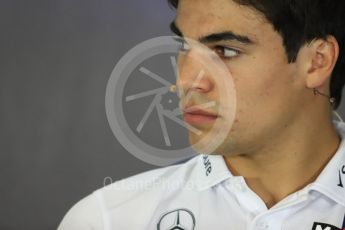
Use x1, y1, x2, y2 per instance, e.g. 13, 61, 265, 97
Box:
183, 106, 219, 124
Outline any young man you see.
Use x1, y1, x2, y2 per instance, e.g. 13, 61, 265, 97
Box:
59, 0, 345, 229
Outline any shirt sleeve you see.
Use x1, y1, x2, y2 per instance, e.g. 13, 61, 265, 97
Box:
57, 193, 104, 230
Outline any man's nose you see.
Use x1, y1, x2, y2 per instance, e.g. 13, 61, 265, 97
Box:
176, 51, 214, 95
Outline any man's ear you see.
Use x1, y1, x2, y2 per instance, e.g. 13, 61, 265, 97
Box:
303, 36, 339, 89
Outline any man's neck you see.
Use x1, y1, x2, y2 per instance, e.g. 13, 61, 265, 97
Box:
223, 114, 341, 209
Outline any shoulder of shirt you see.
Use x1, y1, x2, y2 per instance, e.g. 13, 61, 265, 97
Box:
57, 191, 104, 230
57, 155, 200, 230
95, 155, 200, 206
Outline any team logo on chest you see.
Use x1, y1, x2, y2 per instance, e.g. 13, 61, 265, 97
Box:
312, 214, 345, 230
312, 222, 342, 230
157, 209, 196, 230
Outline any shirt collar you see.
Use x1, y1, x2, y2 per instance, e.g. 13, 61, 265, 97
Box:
191, 120, 345, 206
192, 154, 233, 191
309, 120, 345, 207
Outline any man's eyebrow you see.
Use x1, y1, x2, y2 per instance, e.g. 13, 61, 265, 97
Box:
170, 21, 254, 45
199, 31, 254, 45
170, 21, 183, 37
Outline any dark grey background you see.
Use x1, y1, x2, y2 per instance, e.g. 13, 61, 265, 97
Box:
1, 0, 175, 229
1, 1, 345, 230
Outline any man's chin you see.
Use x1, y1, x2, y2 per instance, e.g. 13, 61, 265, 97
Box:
188, 131, 236, 156
190, 143, 226, 156
189, 135, 224, 155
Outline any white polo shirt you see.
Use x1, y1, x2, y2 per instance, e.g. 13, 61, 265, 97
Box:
58, 120, 345, 230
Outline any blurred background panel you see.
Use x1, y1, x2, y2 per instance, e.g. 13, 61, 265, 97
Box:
0, 0, 175, 229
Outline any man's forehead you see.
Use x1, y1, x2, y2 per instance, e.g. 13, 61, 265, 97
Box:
174, 0, 265, 43
171, 21, 257, 46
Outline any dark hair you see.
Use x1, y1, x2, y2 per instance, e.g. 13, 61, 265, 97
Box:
168, 0, 345, 109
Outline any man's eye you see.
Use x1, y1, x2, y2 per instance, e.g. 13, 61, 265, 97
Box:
214, 46, 240, 58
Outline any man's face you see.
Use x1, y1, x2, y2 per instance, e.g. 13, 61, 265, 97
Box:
174, 0, 307, 156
